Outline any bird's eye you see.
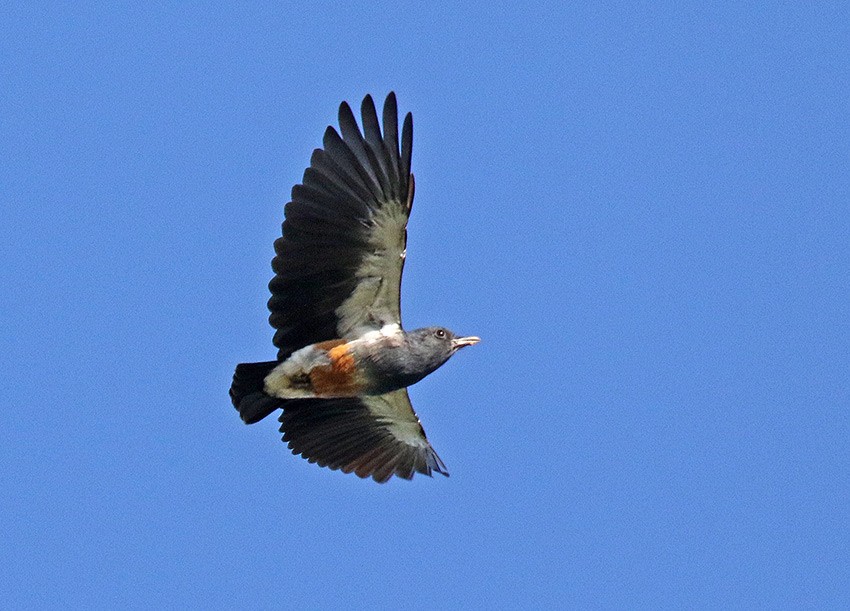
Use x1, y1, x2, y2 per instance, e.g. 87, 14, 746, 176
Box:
434, 329, 446, 340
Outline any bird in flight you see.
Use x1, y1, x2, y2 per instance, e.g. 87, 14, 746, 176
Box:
230, 92, 479, 483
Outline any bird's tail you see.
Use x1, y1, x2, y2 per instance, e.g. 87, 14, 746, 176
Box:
230, 361, 283, 424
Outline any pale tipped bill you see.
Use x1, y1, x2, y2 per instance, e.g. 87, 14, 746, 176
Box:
451, 336, 481, 350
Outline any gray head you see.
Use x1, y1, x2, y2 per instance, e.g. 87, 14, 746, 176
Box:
361, 326, 480, 394
398, 326, 480, 381
406, 327, 481, 362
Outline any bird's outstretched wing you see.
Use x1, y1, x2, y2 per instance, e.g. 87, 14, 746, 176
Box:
269, 92, 414, 361
279, 389, 448, 482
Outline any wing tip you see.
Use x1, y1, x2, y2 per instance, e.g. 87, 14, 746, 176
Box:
284, 451, 449, 483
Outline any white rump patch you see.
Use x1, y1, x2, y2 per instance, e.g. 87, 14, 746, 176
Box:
264, 345, 329, 399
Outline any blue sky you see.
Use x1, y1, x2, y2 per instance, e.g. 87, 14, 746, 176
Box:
2, 2, 848, 608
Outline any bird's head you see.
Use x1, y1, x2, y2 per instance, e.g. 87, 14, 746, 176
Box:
364, 326, 480, 392
406, 326, 480, 369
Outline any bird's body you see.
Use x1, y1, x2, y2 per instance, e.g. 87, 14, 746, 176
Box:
265, 324, 403, 400
230, 93, 478, 482
264, 324, 480, 400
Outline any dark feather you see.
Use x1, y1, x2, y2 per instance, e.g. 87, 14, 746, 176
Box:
337, 102, 385, 198
308, 150, 376, 212
381, 92, 402, 199
278, 391, 447, 482
269, 93, 414, 360
360, 95, 394, 198
401, 112, 413, 181
229, 361, 282, 424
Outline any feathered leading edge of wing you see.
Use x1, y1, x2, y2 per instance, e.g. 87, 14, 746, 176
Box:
279, 390, 448, 483
269, 93, 415, 361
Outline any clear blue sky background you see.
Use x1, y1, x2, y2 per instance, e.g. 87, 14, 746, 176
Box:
2, 3, 848, 608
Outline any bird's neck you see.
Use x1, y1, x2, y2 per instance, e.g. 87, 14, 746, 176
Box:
355, 332, 444, 393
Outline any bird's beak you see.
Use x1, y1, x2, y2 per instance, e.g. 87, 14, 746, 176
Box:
452, 336, 481, 350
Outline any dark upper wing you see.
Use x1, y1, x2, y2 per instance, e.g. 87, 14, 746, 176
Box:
279, 389, 448, 483
269, 93, 414, 361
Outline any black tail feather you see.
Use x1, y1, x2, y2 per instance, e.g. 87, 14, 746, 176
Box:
230, 361, 283, 424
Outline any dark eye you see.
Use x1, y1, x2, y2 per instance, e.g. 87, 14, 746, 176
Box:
434, 329, 446, 340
